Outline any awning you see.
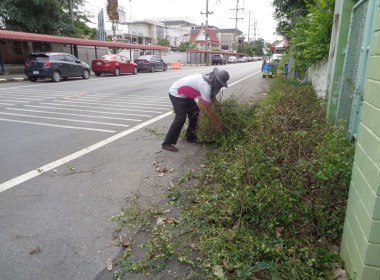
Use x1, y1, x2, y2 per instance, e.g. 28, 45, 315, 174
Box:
0, 30, 169, 51
186, 49, 246, 56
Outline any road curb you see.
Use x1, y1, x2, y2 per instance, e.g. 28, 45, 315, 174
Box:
0, 77, 28, 83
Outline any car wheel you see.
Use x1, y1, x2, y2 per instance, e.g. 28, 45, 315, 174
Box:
163, 65, 167, 71
95, 72, 101, 77
151, 66, 155, 73
132, 67, 137, 75
51, 71, 61, 82
28, 77, 38, 82
83, 69, 90, 79
114, 67, 120, 76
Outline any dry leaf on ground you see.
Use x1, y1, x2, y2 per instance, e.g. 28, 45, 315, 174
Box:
106, 259, 112, 271
29, 247, 41, 255
276, 227, 284, 238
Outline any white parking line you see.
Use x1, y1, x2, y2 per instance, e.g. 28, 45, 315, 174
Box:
53, 99, 172, 110
0, 99, 28, 103
24, 105, 153, 117
0, 84, 87, 93
0, 95, 44, 101
0, 92, 69, 98
7, 108, 142, 122
0, 118, 115, 133
0, 112, 130, 127
79, 96, 171, 105
127, 94, 169, 99
0, 111, 172, 192
39, 102, 164, 114
0, 90, 75, 96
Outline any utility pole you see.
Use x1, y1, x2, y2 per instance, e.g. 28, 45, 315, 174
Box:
248, 11, 257, 43
68, 0, 73, 22
229, 0, 243, 52
201, 0, 213, 65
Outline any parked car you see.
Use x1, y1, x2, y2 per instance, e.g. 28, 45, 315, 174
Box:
237, 57, 246, 63
228, 56, 238, 63
91, 54, 137, 76
212, 54, 227, 65
135, 55, 167, 72
24, 52, 90, 82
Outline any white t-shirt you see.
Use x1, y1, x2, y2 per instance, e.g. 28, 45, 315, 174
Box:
169, 74, 212, 103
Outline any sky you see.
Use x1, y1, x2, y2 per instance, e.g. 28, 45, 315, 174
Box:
85, 0, 279, 43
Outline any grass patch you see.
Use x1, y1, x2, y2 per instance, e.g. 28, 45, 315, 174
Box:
110, 77, 354, 279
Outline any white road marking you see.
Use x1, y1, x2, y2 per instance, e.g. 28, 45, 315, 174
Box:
0, 95, 44, 101
75, 96, 172, 107
79, 96, 171, 105
0, 99, 28, 103
39, 102, 164, 114
228, 71, 261, 87
7, 108, 142, 122
52, 99, 171, 110
0, 112, 130, 127
0, 102, 14, 106
0, 118, 115, 133
0, 111, 173, 192
0, 92, 69, 98
0, 87, 88, 93
24, 105, 153, 117
0, 91, 74, 97
125, 94, 168, 100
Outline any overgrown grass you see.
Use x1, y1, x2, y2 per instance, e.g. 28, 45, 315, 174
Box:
188, 77, 355, 279
111, 77, 354, 279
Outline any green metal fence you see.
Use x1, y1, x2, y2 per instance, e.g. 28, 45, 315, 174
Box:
336, 0, 369, 139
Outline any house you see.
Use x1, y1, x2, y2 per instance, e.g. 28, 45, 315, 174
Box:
213, 28, 244, 52
151, 18, 195, 51
190, 26, 221, 50
105, 20, 166, 46
324, 0, 380, 279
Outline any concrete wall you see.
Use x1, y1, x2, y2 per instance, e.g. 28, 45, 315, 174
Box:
1, 43, 108, 74
307, 61, 329, 98
340, 2, 380, 279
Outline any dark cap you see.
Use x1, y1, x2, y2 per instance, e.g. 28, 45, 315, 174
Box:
213, 67, 229, 88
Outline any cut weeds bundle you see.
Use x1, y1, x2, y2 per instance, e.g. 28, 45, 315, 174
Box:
111, 77, 354, 280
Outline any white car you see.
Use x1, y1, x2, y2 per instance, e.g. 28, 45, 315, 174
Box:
228, 56, 237, 63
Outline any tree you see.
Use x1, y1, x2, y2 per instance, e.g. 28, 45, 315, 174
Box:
178, 41, 197, 52
0, 0, 75, 36
0, 0, 95, 38
157, 38, 170, 47
237, 42, 255, 56
251, 38, 267, 56
289, 0, 334, 70
272, 0, 310, 38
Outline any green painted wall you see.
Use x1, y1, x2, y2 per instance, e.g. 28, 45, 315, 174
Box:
326, 0, 357, 121
340, 2, 380, 279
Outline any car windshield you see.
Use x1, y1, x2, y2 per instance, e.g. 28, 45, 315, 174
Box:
99, 55, 115, 60
137, 56, 153, 60
29, 54, 49, 61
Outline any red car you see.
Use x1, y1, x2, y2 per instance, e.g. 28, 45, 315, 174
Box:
91, 54, 138, 76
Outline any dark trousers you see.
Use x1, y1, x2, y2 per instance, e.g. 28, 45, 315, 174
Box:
163, 93, 200, 145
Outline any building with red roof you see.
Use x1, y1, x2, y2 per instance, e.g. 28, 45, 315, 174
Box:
190, 27, 221, 50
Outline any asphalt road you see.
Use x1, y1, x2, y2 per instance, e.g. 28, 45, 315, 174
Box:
0, 61, 269, 280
